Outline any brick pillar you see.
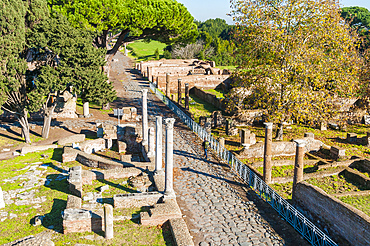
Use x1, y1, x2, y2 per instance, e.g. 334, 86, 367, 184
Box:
185, 83, 189, 110
142, 89, 148, 146
293, 140, 305, 200
104, 204, 114, 239
263, 122, 273, 184
155, 116, 163, 173
177, 78, 182, 104
164, 118, 176, 197
166, 73, 170, 97
219, 137, 225, 147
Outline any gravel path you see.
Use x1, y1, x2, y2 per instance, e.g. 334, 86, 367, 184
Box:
110, 52, 309, 246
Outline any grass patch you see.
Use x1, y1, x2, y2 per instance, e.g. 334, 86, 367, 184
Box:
270, 182, 293, 200
216, 65, 237, 70
306, 175, 368, 194
204, 88, 225, 98
127, 40, 167, 62
339, 194, 370, 217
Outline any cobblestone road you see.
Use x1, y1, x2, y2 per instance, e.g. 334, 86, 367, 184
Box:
110, 53, 310, 246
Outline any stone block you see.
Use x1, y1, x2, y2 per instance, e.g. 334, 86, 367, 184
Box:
78, 138, 106, 154
21, 145, 58, 155
114, 192, 162, 208
100, 185, 109, 192
118, 141, 127, 153
62, 208, 95, 234
0, 187, 5, 209
58, 134, 86, 146
120, 154, 131, 162
66, 195, 82, 209
140, 199, 182, 226
364, 115, 370, 125
169, 218, 195, 246
347, 133, 357, 144
218, 137, 225, 147
330, 146, 346, 160
304, 132, 314, 139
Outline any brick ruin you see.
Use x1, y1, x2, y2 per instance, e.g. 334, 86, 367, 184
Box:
136, 59, 231, 93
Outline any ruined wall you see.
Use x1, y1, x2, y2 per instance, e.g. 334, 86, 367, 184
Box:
156, 75, 230, 93
190, 87, 226, 111
295, 182, 370, 246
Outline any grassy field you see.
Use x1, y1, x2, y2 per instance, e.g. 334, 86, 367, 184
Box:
126, 40, 167, 62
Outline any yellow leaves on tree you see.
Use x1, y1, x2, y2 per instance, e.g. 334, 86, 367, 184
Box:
230, 0, 362, 125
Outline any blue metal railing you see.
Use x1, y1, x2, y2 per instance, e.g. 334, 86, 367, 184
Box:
149, 82, 337, 246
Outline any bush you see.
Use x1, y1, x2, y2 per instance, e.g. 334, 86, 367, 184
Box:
163, 50, 172, 59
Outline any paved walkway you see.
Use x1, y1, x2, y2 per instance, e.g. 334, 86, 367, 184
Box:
110, 53, 310, 246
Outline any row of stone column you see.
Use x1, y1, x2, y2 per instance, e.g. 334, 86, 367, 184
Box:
163, 75, 189, 110
141, 89, 175, 197
263, 123, 305, 200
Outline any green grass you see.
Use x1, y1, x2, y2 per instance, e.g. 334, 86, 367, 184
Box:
270, 182, 293, 200
216, 65, 237, 70
306, 175, 368, 194
127, 40, 167, 62
76, 98, 113, 115
204, 88, 225, 98
188, 94, 219, 123
83, 178, 136, 198
339, 194, 370, 217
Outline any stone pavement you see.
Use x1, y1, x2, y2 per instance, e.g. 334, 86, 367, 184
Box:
110, 53, 310, 246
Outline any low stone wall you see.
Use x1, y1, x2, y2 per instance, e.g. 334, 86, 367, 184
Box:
21, 145, 58, 155
81, 168, 142, 185
272, 168, 344, 184
66, 195, 82, 209
140, 199, 182, 226
295, 182, 370, 245
190, 87, 226, 111
238, 137, 323, 159
63, 147, 134, 169
58, 134, 86, 146
169, 218, 195, 246
360, 159, 370, 173
114, 192, 162, 208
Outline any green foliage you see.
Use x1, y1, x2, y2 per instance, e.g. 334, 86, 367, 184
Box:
27, 13, 116, 106
163, 49, 172, 59
53, 0, 197, 60
230, 0, 362, 124
197, 18, 232, 40
341, 6, 370, 51
154, 48, 160, 60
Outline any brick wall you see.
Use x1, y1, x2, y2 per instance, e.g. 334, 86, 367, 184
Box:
155, 74, 230, 93
190, 87, 226, 111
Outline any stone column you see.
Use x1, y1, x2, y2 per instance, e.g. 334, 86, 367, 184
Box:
155, 116, 163, 173
83, 101, 89, 117
142, 89, 148, 146
166, 73, 170, 97
104, 204, 114, 239
148, 127, 155, 157
177, 79, 182, 104
185, 83, 189, 110
0, 187, 5, 209
263, 123, 273, 184
164, 118, 176, 197
293, 140, 305, 200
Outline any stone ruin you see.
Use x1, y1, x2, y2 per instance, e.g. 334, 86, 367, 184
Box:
53, 90, 78, 119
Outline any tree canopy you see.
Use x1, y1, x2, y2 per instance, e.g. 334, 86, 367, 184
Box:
341, 6, 370, 51
52, 0, 198, 61
230, 0, 362, 128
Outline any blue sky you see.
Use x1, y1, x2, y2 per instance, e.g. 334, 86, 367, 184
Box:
177, 0, 370, 25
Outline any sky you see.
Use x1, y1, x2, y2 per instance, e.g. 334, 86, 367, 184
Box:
177, 0, 370, 25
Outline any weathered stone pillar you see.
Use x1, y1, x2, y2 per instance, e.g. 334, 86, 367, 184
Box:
142, 89, 148, 146
164, 118, 176, 197
185, 83, 189, 110
166, 73, 170, 97
177, 79, 182, 104
83, 101, 89, 117
148, 127, 155, 157
263, 122, 273, 184
104, 204, 114, 239
292, 140, 305, 200
0, 187, 5, 209
155, 116, 163, 173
